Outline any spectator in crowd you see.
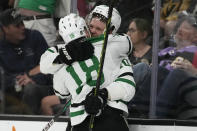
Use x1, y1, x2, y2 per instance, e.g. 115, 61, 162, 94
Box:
128, 14, 197, 118
156, 14, 197, 118
159, 10, 197, 49
158, 0, 197, 49
0, 8, 53, 114
16, 0, 57, 47
156, 57, 197, 119
127, 18, 153, 65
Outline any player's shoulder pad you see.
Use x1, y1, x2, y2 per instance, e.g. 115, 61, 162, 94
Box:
108, 33, 131, 42
108, 33, 132, 54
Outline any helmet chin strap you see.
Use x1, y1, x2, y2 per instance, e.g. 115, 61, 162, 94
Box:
110, 26, 115, 34
85, 26, 91, 38
103, 26, 114, 35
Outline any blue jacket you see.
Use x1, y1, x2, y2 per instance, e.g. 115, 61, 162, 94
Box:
0, 29, 51, 85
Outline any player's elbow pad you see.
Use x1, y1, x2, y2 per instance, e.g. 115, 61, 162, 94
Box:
106, 81, 136, 102
40, 48, 64, 74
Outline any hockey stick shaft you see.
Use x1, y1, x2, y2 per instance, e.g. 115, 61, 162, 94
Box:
42, 98, 71, 131
89, 0, 117, 130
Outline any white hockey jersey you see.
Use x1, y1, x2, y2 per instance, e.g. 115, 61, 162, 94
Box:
40, 44, 66, 74
52, 34, 136, 126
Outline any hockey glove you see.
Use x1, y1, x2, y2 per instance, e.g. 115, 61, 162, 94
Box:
84, 88, 108, 115
54, 39, 94, 65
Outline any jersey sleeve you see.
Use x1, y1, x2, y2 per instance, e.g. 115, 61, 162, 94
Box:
40, 45, 65, 74
105, 57, 136, 102
53, 69, 70, 99
108, 34, 133, 57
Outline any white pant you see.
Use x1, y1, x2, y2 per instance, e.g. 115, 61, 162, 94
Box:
23, 18, 57, 47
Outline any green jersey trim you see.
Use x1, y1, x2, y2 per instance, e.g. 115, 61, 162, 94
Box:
76, 86, 83, 94
87, 34, 104, 43
47, 48, 54, 53
115, 78, 136, 88
70, 110, 85, 117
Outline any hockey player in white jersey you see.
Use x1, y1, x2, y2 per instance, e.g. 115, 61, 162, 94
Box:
40, 5, 135, 131
40, 13, 94, 74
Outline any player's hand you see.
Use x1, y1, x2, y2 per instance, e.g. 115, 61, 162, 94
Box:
84, 88, 108, 116
55, 39, 94, 65
69, 40, 94, 61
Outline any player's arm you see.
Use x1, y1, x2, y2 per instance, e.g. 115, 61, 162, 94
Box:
105, 57, 136, 102
99, 35, 135, 102
40, 45, 65, 74
53, 69, 70, 99
40, 39, 94, 75
109, 34, 133, 57
84, 57, 136, 115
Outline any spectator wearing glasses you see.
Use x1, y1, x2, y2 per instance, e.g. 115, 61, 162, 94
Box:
127, 18, 153, 65
156, 14, 197, 119
0, 8, 53, 114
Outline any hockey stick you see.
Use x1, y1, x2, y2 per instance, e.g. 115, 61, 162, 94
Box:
89, 0, 118, 130
42, 98, 71, 131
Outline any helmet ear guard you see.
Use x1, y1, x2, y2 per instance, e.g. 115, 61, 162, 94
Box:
59, 13, 89, 44
89, 5, 121, 34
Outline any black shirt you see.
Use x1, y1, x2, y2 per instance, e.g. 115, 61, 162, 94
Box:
129, 47, 152, 65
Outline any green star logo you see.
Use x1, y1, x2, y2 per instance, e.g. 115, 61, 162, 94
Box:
69, 33, 75, 39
